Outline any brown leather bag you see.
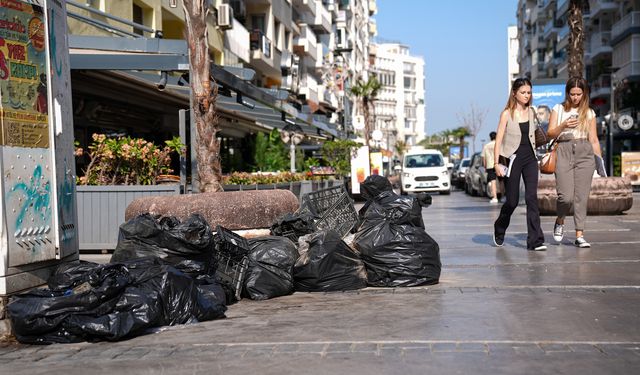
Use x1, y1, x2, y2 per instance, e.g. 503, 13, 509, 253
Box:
539, 141, 557, 174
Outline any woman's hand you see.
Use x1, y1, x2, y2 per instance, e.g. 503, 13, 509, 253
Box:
495, 164, 505, 178
562, 116, 579, 129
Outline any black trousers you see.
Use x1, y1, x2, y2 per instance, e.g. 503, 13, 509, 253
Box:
494, 145, 545, 249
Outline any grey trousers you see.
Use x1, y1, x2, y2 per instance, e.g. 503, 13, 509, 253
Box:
554, 139, 595, 231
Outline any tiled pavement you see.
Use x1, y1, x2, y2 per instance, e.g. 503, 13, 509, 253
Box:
1, 190, 639, 374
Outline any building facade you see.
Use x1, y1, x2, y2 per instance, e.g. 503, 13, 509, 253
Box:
508, 25, 520, 88
516, 0, 640, 169
371, 43, 425, 151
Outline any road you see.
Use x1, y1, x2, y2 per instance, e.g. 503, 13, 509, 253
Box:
1, 189, 639, 374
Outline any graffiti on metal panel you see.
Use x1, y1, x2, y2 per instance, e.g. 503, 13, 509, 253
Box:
49, 10, 62, 77
58, 158, 76, 242
10, 164, 51, 229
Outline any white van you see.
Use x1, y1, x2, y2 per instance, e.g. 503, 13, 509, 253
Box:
401, 148, 451, 195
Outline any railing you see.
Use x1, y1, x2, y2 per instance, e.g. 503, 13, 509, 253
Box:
616, 61, 640, 81
612, 12, 640, 41
591, 74, 611, 97
590, 31, 611, 52
67, 0, 158, 38
250, 30, 271, 58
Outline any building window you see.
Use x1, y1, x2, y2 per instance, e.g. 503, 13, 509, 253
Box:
132, 4, 144, 36
274, 21, 281, 50
252, 14, 266, 33
405, 120, 411, 129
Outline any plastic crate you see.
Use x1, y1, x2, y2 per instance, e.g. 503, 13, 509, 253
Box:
214, 226, 250, 301
299, 185, 359, 237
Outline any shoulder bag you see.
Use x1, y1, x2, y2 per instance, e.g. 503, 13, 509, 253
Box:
539, 140, 557, 174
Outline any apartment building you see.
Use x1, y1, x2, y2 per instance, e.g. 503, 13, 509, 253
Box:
372, 43, 425, 152
516, 0, 640, 162
64, 0, 378, 173
508, 25, 520, 89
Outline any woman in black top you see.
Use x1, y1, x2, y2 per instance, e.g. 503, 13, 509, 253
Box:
492, 78, 546, 251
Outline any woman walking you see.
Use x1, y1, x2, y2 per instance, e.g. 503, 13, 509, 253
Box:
493, 78, 546, 251
546, 77, 602, 248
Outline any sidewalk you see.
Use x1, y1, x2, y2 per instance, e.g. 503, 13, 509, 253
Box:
1, 191, 639, 374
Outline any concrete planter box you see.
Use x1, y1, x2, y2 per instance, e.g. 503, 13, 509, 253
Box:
537, 177, 634, 215
76, 184, 180, 251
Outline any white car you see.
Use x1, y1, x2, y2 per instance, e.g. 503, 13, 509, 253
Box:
400, 148, 451, 195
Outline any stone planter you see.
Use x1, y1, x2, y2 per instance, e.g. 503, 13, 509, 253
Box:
537, 177, 634, 215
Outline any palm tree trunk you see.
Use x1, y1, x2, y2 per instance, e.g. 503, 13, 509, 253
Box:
568, 0, 585, 78
363, 98, 371, 148
183, 0, 222, 192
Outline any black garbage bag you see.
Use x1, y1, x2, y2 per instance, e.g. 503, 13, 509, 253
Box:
293, 230, 367, 292
353, 176, 441, 287
270, 212, 317, 243
243, 236, 299, 300
111, 213, 216, 278
7, 258, 226, 344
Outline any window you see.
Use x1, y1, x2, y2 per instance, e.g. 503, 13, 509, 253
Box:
274, 21, 281, 50
252, 14, 266, 33
132, 4, 144, 36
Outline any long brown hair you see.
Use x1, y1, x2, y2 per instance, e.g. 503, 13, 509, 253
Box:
562, 77, 591, 133
504, 77, 532, 119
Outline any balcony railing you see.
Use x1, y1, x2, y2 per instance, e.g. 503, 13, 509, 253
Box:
588, 0, 617, 19
250, 30, 271, 58
612, 12, 640, 41
616, 61, 640, 80
590, 31, 612, 55
591, 73, 611, 98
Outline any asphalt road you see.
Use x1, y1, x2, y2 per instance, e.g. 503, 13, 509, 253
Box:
1, 189, 639, 374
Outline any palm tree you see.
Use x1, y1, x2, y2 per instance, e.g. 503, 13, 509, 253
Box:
394, 139, 409, 161
567, 0, 585, 78
183, 0, 222, 192
451, 126, 472, 161
350, 76, 381, 148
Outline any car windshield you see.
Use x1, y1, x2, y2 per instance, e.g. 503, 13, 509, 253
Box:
461, 160, 470, 167
405, 154, 444, 168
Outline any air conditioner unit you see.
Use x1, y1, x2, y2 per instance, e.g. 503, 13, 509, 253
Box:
217, 4, 233, 29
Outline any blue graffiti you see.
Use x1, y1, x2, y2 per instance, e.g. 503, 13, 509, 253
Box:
58, 158, 76, 242
49, 11, 63, 77
10, 165, 52, 229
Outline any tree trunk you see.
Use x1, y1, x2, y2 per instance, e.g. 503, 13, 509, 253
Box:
568, 0, 585, 78
363, 97, 371, 148
183, 0, 222, 192
459, 137, 464, 161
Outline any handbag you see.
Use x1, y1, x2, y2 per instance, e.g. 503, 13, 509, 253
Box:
539, 140, 557, 174
532, 108, 548, 147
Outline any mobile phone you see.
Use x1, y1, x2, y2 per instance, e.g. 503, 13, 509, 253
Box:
570, 114, 578, 119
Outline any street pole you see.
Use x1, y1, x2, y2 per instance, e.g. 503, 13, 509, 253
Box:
608, 74, 615, 176
290, 141, 296, 173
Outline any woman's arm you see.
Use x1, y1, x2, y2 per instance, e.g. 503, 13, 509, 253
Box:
494, 111, 509, 177
547, 108, 578, 139
588, 116, 602, 157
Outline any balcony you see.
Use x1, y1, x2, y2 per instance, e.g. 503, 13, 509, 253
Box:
589, 31, 612, 60
557, 0, 569, 16
591, 73, 611, 99
368, 0, 377, 15
612, 12, 640, 43
556, 25, 569, 50
310, 0, 331, 34
616, 61, 640, 80
542, 19, 559, 40
293, 24, 318, 64
292, 0, 316, 18
368, 19, 377, 36
250, 30, 281, 77
299, 76, 320, 103
588, 0, 617, 20
224, 19, 250, 63
335, 10, 347, 27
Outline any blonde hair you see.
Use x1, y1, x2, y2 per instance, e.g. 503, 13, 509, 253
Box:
562, 77, 591, 133
504, 78, 532, 119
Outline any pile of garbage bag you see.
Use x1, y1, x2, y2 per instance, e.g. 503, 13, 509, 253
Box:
353, 175, 441, 287
7, 258, 226, 344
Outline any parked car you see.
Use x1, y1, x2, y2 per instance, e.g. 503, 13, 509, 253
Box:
400, 147, 451, 195
453, 157, 470, 189
465, 152, 488, 197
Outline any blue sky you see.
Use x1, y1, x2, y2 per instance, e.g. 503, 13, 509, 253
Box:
375, 0, 518, 153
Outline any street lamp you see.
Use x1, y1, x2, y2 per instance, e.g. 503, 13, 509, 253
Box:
607, 72, 616, 176
280, 123, 304, 173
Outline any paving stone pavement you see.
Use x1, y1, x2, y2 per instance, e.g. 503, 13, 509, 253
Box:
1, 190, 639, 374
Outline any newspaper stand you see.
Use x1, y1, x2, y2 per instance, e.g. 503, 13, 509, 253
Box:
213, 226, 250, 301
299, 185, 359, 237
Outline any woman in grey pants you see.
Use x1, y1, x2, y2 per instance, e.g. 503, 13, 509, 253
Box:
547, 77, 603, 248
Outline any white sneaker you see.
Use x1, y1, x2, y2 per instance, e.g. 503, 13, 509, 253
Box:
574, 237, 591, 248
490, 198, 499, 204
553, 223, 564, 242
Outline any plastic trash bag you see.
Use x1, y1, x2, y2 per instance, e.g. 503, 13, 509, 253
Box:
243, 236, 299, 300
111, 213, 216, 278
7, 258, 226, 344
293, 230, 367, 292
354, 176, 441, 287
270, 212, 317, 243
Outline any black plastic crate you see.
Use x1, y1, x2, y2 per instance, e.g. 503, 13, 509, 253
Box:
213, 226, 250, 301
299, 185, 358, 237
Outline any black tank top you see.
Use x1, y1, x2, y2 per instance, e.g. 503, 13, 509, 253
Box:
519, 121, 529, 145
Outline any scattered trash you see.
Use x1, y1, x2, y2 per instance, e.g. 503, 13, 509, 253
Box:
354, 175, 441, 287
111, 213, 216, 278
7, 258, 226, 344
293, 230, 367, 292
243, 236, 299, 300
270, 211, 317, 243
